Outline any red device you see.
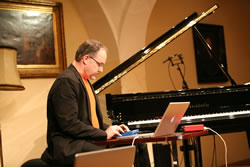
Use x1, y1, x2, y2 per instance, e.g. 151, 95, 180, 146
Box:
183, 124, 204, 132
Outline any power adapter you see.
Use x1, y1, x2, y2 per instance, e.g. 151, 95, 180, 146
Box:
183, 124, 204, 132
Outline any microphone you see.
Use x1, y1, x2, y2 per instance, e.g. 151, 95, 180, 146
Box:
177, 54, 183, 59
177, 54, 184, 64
162, 54, 177, 64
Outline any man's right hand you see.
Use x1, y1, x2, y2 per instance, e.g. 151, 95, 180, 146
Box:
105, 125, 127, 139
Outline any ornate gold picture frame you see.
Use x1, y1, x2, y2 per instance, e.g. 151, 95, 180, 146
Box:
0, 0, 66, 78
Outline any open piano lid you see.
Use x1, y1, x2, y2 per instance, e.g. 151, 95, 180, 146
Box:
93, 4, 219, 94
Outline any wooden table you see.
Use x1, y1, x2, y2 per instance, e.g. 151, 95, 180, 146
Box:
95, 130, 208, 145
95, 130, 208, 167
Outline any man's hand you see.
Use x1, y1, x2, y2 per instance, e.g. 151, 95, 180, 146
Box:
119, 124, 130, 132
105, 124, 130, 140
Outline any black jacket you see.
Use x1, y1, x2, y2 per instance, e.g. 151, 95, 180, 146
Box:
41, 64, 109, 166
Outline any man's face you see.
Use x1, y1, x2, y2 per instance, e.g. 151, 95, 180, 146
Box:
84, 48, 107, 80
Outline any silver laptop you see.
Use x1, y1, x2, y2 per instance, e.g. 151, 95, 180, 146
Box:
74, 145, 136, 167
118, 102, 190, 139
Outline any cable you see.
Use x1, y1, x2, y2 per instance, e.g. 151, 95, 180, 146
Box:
205, 127, 228, 167
182, 63, 186, 84
168, 61, 177, 90
167, 141, 180, 167
131, 136, 139, 146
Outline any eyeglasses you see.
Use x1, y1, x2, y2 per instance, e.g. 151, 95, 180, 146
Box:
90, 57, 104, 68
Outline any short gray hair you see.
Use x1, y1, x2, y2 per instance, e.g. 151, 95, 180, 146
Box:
75, 40, 107, 62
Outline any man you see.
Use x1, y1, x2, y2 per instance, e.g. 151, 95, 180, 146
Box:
41, 40, 129, 166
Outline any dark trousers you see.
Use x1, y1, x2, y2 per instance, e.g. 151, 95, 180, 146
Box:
134, 143, 151, 167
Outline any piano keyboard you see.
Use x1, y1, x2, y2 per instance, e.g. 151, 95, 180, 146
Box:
128, 110, 250, 126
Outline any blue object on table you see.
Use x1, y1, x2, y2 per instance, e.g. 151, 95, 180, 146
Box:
119, 129, 140, 137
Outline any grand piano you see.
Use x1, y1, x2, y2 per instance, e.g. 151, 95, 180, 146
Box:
93, 4, 250, 137
92, 4, 250, 167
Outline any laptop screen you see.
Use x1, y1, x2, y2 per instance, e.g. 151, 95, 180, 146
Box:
74, 146, 136, 167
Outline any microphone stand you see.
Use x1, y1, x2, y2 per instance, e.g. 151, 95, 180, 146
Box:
193, 26, 237, 86
170, 57, 189, 89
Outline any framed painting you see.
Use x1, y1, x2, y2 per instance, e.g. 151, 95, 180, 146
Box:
0, 0, 66, 78
192, 23, 228, 83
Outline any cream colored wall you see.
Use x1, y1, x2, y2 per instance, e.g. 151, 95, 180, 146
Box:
0, 79, 53, 167
0, 0, 89, 166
